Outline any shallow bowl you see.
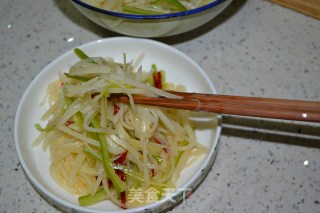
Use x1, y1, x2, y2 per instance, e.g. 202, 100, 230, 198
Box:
14, 37, 221, 212
70, 0, 232, 37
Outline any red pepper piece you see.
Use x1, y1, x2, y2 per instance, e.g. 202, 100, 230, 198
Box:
113, 150, 128, 204
113, 104, 120, 115
107, 179, 112, 189
155, 137, 168, 153
115, 169, 126, 181
151, 168, 156, 177
66, 120, 74, 126
153, 71, 162, 89
114, 150, 128, 165
121, 191, 126, 206
91, 92, 100, 99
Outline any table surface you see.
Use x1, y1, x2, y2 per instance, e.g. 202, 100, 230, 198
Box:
1, 0, 320, 212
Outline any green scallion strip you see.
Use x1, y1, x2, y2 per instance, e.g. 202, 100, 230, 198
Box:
78, 188, 108, 206
152, 64, 158, 75
152, 0, 166, 4
74, 48, 89, 59
64, 73, 90, 82
166, 0, 187, 11
153, 0, 187, 11
91, 117, 127, 192
74, 48, 97, 64
83, 146, 102, 161
34, 123, 53, 132
123, 53, 127, 65
122, 6, 164, 15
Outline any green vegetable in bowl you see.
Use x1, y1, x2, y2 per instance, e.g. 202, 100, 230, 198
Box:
82, 0, 215, 14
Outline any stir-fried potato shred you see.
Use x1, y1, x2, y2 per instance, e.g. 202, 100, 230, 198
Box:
34, 48, 208, 208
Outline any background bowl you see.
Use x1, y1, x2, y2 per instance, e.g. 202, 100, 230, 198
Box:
14, 37, 221, 212
70, 0, 232, 37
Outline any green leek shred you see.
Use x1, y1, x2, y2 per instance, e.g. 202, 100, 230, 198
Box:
74, 48, 90, 59
83, 146, 102, 161
78, 188, 108, 206
34, 123, 53, 132
152, 64, 158, 75
74, 48, 97, 64
122, 6, 164, 15
91, 117, 127, 192
64, 73, 89, 82
153, 0, 187, 11
166, 0, 187, 11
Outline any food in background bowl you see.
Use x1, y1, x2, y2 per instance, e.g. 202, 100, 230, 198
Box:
14, 37, 221, 212
82, 0, 217, 14
70, 0, 232, 37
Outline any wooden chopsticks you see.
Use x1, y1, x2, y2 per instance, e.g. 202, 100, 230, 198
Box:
109, 91, 320, 123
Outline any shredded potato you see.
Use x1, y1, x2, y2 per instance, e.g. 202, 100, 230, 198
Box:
34, 48, 208, 209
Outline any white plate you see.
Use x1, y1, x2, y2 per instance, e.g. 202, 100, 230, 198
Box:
14, 37, 221, 213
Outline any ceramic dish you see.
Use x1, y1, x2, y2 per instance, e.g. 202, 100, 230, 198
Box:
14, 37, 221, 212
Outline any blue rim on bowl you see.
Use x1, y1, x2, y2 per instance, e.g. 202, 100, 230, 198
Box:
71, 0, 227, 19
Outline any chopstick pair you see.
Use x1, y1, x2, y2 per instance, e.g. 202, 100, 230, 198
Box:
109, 91, 320, 123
